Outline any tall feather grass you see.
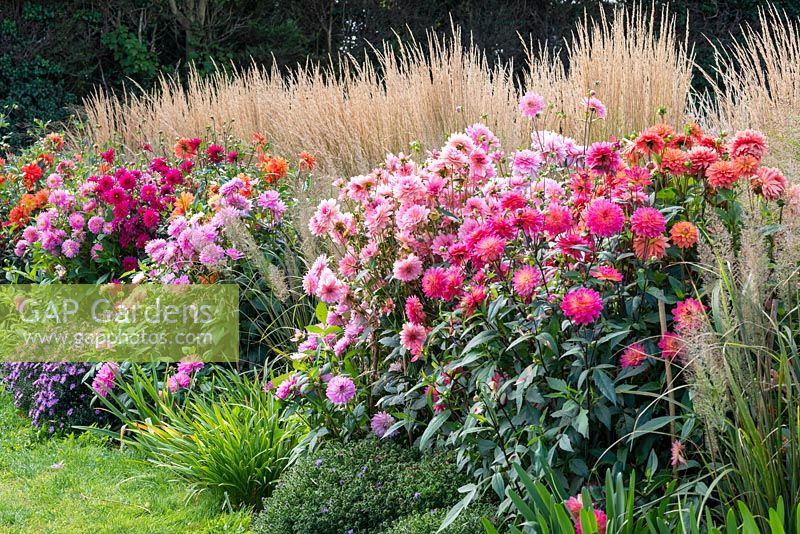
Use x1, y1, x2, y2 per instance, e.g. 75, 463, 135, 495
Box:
82, 5, 694, 182
702, 6, 800, 174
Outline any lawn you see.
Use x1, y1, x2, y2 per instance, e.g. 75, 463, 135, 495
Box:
0, 390, 251, 534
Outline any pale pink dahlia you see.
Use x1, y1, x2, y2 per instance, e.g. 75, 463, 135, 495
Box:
671, 440, 687, 466
392, 254, 423, 282
519, 91, 545, 118
400, 322, 427, 359
582, 96, 607, 119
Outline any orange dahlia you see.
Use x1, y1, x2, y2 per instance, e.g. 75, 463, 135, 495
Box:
669, 221, 698, 250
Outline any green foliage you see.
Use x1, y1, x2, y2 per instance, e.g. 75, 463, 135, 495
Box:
95, 367, 303, 509
381, 504, 499, 534
694, 250, 800, 531
101, 25, 160, 82
0, 388, 251, 532
254, 439, 472, 534
492, 463, 800, 534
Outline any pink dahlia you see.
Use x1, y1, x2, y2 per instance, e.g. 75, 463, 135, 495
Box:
512, 265, 542, 299
673, 298, 706, 333
91, 362, 119, 398
561, 288, 603, 325
316, 272, 345, 303
519, 91, 545, 118
422, 267, 448, 299
751, 166, 787, 201
516, 207, 545, 236
658, 332, 683, 360
168, 371, 192, 393
686, 145, 719, 174
404, 295, 427, 324
582, 510, 607, 534
585, 198, 625, 237
544, 205, 573, 235
671, 440, 687, 466
565, 495, 583, 517
275, 375, 300, 400
582, 96, 607, 119
177, 360, 205, 373
706, 160, 739, 189
630, 207, 666, 238
400, 322, 427, 360
474, 236, 506, 262
585, 142, 620, 174
591, 265, 623, 282
326, 375, 356, 405
620, 343, 648, 368
728, 129, 768, 161
392, 254, 423, 282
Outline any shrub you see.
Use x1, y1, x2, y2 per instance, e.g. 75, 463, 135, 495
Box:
255, 439, 471, 534
382, 504, 498, 534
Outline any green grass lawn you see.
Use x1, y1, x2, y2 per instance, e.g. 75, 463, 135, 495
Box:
0, 391, 252, 534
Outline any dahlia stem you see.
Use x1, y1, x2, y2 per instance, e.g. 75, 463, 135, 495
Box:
658, 299, 678, 479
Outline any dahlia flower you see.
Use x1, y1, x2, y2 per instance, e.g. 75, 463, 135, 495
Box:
371, 411, 397, 438
752, 166, 787, 201
706, 160, 739, 189
585, 198, 625, 237
512, 265, 542, 299
561, 288, 603, 325
620, 343, 648, 368
630, 207, 666, 238
669, 221, 698, 249
326, 375, 356, 405
673, 298, 705, 333
519, 91, 545, 118
400, 322, 427, 359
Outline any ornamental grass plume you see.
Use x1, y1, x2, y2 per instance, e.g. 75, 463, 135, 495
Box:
83, 5, 693, 264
